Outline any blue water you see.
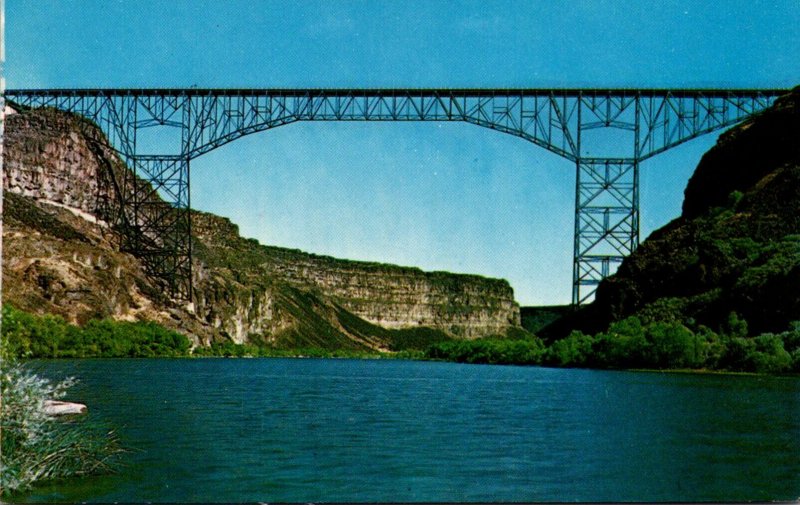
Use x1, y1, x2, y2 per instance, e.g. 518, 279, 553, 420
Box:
15, 358, 800, 502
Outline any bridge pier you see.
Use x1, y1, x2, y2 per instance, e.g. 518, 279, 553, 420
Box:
572, 158, 639, 305
117, 155, 193, 300
138, 156, 192, 300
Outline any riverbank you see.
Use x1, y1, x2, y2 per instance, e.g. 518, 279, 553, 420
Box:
4, 303, 799, 374
19, 351, 800, 379
627, 367, 800, 378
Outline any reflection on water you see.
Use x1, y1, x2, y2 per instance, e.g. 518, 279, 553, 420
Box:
16, 358, 800, 502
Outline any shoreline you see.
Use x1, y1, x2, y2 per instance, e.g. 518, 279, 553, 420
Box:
21, 354, 800, 378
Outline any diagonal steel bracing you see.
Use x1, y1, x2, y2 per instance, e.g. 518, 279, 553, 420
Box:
573, 159, 639, 305
3, 88, 788, 304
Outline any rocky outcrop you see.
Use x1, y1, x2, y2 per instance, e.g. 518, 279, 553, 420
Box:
588, 87, 800, 336
2, 105, 524, 349
2, 191, 207, 335
269, 256, 518, 337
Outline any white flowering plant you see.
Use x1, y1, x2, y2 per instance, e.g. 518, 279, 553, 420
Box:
0, 350, 123, 494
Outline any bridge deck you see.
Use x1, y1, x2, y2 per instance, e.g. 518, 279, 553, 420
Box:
5, 87, 791, 97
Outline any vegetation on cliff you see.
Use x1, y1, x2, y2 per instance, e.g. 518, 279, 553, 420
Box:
584, 88, 800, 336
0, 303, 455, 359
461, 87, 800, 373
536, 88, 800, 355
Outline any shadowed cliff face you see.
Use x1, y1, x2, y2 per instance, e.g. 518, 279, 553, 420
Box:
588, 88, 800, 336
682, 90, 800, 220
2, 105, 523, 349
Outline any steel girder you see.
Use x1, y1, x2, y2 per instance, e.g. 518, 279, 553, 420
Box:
4, 88, 787, 304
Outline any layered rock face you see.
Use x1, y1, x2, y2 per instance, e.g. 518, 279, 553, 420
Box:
192, 214, 520, 340
289, 262, 518, 339
590, 88, 800, 335
2, 105, 523, 348
3, 107, 119, 220
3, 108, 193, 331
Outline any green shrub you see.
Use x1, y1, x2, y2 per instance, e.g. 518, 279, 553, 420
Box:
589, 317, 649, 368
694, 326, 727, 369
424, 337, 545, 365
727, 190, 744, 208
780, 322, 800, 372
791, 348, 800, 373
1, 305, 192, 359
645, 321, 699, 369
723, 312, 749, 339
719, 336, 756, 371
748, 333, 792, 373
544, 331, 594, 367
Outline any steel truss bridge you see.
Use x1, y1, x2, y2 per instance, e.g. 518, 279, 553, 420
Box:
3, 87, 788, 305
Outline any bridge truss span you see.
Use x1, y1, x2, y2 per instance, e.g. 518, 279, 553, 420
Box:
4, 87, 787, 304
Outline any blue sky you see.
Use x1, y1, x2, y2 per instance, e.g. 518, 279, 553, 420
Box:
4, 0, 799, 305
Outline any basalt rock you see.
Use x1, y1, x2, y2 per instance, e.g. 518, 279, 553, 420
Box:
192, 212, 520, 341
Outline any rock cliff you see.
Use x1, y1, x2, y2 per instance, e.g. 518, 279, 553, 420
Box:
2, 104, 523, 349
3, 106, 124, 223
192, 212, 519, 341
583, 87, 800, 336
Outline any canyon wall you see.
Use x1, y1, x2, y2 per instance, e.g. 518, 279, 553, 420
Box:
3, 105, 523, 349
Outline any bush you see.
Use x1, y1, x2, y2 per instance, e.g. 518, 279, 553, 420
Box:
0, 353, 123, 494
748, 333, 792, 373
718, 336, 756, 372
780, 322, 800, 372
424, 337, 545, 365
723, 311, 749, 339
717, 331, 794, 373
543, 331, 593, 367
645, 321, 699, 369
694, 326, 727, 369
423, 317, 798, 374
590, 317, 649, 368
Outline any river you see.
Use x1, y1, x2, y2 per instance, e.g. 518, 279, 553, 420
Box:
14, 358, 800, 502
